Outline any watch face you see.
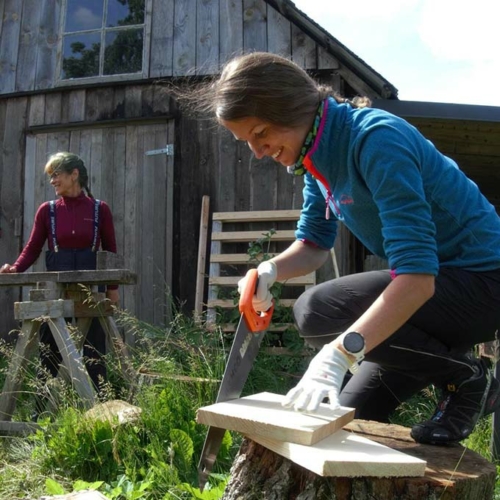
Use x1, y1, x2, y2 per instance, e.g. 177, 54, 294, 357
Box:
344, 332, 365, 354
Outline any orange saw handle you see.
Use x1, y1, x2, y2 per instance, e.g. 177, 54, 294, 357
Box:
239, 268, 274, 332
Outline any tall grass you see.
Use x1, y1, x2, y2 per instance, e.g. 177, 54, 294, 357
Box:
0, 308, 499, 499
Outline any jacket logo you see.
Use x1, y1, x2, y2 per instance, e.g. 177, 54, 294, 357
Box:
339, 194, 354, 205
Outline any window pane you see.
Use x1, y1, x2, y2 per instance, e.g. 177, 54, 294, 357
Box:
107, 0, 145, 27
66, 0, 104, 32
103, 29, 143, 75
61, 33, 101, 79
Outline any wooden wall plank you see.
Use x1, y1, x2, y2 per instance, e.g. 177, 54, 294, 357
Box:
15, 0, 42, 92
149, 0, 174, 77
151, 124, 168, 324
173, 0, 197, 76
123, 125, 139, 324
318, 46, 340, 70
27, 94, 46, 126
291, 24, 316, 69
139, 126, 155, 322
220, 0, 243, 65
67, 89, 86, 122
267, 4, 291, 57
243, 0, 268, 52
125, 86, 143, 118
35, 0, 61, 90
45, 92, 62, 124
89, 129, 104, 201
0, 0, 22, 94
164, 119, 175, 321
196, 0, 219, 74
0, 98, 27, 333
216, 128, 238, 211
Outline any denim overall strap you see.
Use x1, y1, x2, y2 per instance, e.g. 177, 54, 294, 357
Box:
92, 199, 101, 251
49, 200, 59, 252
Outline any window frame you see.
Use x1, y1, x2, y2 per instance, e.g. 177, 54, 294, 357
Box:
55, 0, 152, 86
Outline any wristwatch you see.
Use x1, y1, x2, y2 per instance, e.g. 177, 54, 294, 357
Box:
340, 331, 365, 374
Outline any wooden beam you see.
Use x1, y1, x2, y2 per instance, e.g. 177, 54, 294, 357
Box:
0, 269, 137, 287
213, 209, 301, 222
211, 230, 296, 242
197, 392, 355, 446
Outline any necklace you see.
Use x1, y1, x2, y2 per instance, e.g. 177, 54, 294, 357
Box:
287, 99, 325, 176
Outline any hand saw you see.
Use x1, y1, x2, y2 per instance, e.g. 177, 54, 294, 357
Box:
197, 268, 274, 490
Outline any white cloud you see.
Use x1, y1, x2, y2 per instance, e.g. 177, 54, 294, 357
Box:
291, 0, 500, 106
74, 7, 102, 30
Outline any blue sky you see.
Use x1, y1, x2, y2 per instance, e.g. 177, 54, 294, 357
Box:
292, 0, 500, 107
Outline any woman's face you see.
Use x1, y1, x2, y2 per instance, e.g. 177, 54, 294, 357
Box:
49, 168, 80, 197
220, 117, 310, 167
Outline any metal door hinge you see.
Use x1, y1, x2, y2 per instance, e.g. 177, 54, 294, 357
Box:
145, 144, 174, 156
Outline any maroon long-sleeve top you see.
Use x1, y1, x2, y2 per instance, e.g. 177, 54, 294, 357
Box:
14, 193, 117, 275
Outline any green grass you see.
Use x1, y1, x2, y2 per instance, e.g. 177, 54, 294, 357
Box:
1, 310, 499, 499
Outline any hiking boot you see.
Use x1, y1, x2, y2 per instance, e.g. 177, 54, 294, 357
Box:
411, 359, 500, 445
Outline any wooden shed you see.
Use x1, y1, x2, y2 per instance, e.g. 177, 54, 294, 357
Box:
0, 0, 498, 337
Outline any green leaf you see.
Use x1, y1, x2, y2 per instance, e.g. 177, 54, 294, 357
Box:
45, 478, 66, 495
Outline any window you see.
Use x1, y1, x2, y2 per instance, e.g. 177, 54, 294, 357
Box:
60, 0, 147, 80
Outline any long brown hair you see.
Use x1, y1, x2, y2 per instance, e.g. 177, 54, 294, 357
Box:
176, 51, 370, 127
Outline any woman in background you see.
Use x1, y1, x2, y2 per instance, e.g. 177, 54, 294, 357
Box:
1, 152, 119, 416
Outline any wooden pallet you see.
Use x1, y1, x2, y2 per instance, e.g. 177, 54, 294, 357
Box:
195, 200, 338, 333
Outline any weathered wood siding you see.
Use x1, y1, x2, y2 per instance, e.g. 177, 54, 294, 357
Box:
0, 0, 344, 94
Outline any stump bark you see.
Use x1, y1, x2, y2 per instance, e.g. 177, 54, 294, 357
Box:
221, 420, 496, 500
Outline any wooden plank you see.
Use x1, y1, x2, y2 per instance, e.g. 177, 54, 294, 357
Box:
35, 0, 61, 89
291, 24, 317, 70
209, 274, 315, 286
164, 119, 175, 323
249, 430, 427, 478
211, 230, 296, 242
0, 421, 40, 435
123, 125, 139, 321
149, 0, 174, 77
210, 253, 280, 263
197, 392, 355, 446
14, 299, 74, 320
0, 0, 22, 93
15, 0, 42, 92
67, 90, 86, 122
318, 46, 340, 70
213, 210, 301, 222
48, 317, 95, 405
243, 0, 267, 52
172, 0, 196, 76
28, 94, 46, 126
0, 270, 137, 286
267, 3, 291, 57
195, 195, 210, 320
207, 298, 295, 308
219, 0, 243, 66
139, 125, 155, 323
196, 0, 219, 74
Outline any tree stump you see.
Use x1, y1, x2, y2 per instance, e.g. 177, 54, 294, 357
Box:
221, 420, 496, 500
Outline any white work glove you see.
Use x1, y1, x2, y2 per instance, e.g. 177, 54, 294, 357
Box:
282, 343, 352, 412
238, 260, 277, 312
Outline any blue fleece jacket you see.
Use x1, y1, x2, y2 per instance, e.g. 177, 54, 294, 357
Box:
295, 97, 500, 275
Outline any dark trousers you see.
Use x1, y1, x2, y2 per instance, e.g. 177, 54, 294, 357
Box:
293, 267, 500, 421
38, 318, 107, 393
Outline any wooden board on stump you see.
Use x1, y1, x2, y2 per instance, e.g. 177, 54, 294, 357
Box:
221, 420, 496, 500
197, 392, 355, 446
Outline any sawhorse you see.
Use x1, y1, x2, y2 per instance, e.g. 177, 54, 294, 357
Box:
0, 269, 137, 434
